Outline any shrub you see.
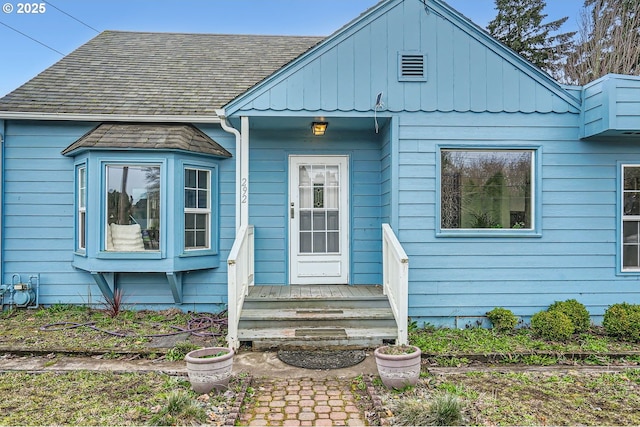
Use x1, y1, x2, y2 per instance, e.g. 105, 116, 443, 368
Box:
530, 310, 574, 341
548, 299, 591, 333
486, 307, 518, 332
603, 303, 640, 342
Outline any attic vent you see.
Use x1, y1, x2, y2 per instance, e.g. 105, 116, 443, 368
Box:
398, 52, 427, 82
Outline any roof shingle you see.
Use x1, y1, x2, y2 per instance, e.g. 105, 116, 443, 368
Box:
0, 31, 323, 116
62, 123, 233, 157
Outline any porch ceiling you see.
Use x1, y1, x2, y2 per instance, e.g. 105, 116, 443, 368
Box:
243, 116, 390, 133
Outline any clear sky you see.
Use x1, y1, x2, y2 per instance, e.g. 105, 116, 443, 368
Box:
0, 0, 585, 97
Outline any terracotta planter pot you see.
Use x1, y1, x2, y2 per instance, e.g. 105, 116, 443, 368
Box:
374, 345, 422, 389
185, 347, 234, 394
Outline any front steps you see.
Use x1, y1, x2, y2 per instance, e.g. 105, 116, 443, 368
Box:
237, 285, 398, 350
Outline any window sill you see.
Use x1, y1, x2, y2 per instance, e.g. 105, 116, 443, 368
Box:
437, 229, 542, 238
97, 251, 163, 260
618, 269, 640, 276
180, 248, 218, 258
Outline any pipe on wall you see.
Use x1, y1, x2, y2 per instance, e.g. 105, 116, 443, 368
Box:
215, 110, 243, 232
0, 119, 4, 288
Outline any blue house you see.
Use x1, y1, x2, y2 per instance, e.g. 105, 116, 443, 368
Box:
2, 0, 640, 349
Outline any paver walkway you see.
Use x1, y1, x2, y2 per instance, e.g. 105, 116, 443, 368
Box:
240, 377, 367, 427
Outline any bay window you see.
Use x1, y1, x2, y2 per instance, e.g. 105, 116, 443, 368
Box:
440, 149, 535, 232
63, 122, 231, 303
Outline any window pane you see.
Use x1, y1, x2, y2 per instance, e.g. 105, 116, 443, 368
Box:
624, 245, 639, 268
79, 211, 86, 250
185, 213, 195, 229
185, 230, 194, 248
327, 211, 339, 230
185, 189, 196, 209
198, 170, 209, 189
327, 232, 339, 252
195, 231, 207, 247
195, 213, 207, 229
441, 150, 533, 229
623, 166, 640, 215
185, 169, 197, 188
300, 211, 311, 231
624, 222, 640, 267
300, 232, 312, 253
78, 167, 86, 209
624, 221, 640, 244
299, 187, 312, 209
197, 189, 208, 209
624, 167, 640, 191
106, 165, 160, 251
313, 232, 326, 253
313, 211, 326, 231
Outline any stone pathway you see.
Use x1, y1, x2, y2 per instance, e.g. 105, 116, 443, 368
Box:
239, 377, 367, 426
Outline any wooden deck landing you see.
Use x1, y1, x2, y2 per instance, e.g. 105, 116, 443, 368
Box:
247, 285, 384, 299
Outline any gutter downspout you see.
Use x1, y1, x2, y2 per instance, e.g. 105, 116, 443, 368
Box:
0, 120, 4, 287
215, 109, 243, 232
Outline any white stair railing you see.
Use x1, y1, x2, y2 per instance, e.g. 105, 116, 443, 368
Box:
227, 224, 254, 349
382, 223, 409, 345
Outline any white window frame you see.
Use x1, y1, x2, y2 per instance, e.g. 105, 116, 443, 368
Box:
622, 164, 640, 272
184, 167, 211, 251
77, 165, 86, 252
438, 147, 538, 236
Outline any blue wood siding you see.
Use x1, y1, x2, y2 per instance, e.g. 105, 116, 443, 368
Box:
2, 121, 234, 311
230, 0, 578, 115
396, 111, 640, 327
248, 129, 384, 285
582, 75, 640, 139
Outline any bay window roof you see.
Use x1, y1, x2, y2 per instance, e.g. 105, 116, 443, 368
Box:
62, 123, 232, 157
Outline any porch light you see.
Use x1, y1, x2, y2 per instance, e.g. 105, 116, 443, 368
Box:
311, 121, 328, 136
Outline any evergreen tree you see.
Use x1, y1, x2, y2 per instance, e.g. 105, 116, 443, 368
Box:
487, 0, 575, 77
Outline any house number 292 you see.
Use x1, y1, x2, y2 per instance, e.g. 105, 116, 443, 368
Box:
241, 178, 248, 203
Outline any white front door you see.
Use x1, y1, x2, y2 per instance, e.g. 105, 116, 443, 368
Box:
289, 155, 349, 284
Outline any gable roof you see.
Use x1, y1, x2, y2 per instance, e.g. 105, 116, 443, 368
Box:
61, 123, 232, 157
0, 31, 322, 118
226, 0, 582, 115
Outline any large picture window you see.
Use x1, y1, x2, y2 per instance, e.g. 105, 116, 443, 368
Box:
184, 168, 210, 250
622, 165, 640, 270
441, 149, 533, 230
105, 164, 160, 251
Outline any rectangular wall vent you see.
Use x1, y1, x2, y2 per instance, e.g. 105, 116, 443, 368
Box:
398, 52, 427, 82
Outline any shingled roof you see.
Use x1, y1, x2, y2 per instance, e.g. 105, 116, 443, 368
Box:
0, 31, 323, 117
62, 123, 233, 157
